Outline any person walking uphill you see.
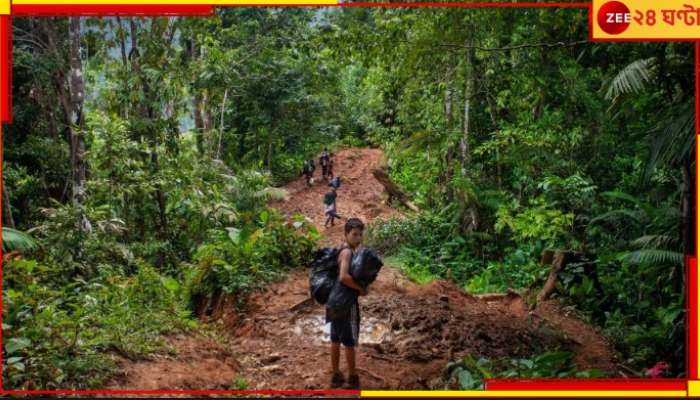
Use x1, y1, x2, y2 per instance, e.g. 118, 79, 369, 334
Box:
320, 148, 331, 181
324, 186, 342, 228
327, 218, 367, 389
302, 159, 315, 187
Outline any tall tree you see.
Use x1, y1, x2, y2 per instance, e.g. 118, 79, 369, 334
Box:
68, 17, 90, 233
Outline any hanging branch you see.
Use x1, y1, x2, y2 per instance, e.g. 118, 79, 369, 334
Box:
442, 39, 589, 52
403, 39, 589, 53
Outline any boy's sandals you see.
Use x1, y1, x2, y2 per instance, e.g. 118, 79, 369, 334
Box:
347, 373, 360, 389
331, 372, 345, 388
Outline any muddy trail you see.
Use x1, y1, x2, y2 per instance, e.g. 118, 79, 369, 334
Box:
109, 147, 616, 390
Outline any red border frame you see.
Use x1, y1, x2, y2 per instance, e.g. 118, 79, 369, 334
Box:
0, 1, 698, 396
12, 4, 215, 16
1, 16, 10, 123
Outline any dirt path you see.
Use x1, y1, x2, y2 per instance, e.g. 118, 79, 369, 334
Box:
109, 147, 616, 390
228, 148, 617, 389
273, 147, 400, 247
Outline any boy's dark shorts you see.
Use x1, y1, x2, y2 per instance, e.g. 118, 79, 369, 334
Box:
327, 303, 360, 347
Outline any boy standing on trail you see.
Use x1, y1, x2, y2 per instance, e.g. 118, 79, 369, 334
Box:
323, 186, 342, 228
328, 218, 367, 389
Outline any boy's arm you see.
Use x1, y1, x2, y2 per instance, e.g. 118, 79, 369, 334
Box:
339, 249, 367, 295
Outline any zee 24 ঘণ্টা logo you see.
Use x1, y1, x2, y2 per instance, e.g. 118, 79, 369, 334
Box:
597, 0, 700, 35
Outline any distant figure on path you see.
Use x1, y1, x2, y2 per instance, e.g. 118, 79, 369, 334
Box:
327, 158, 335, 181
320, 148, 331, 181
324, 186, 342, 227
329, 176, 341, 190
302, 159, 315, 186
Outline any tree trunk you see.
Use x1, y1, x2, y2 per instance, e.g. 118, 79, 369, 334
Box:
191, 37, 206, 155
460, 37, 475, 174
194, 91, 205, 154
116, 16, 129, 119
372, 168, 420, 212
129, 18, 138, 53
681, 160, 696, 256
537, 250, 572, 302
116, 17, 128, 68
68, 17, 90, 233
267, 134, 273, 173
2, 176, 15, 229
216, 88, 228, 160
127, 19, 170, 265
202, 89, 213, 134
484, 90, 502, 190
445, 50, 455, 129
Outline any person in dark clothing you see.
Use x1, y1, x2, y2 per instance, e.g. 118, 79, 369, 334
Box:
329, 175, 341, 190
320, 148, 330, 181
323, 187, 342, 227
327, 159, 335, 180
327, 218, 366, 389
302, 159, 315, 186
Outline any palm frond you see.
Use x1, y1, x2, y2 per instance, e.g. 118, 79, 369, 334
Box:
589, 209, 642, 225
601, 191, 643, 206
2, 227, 37, 252
630, 234, 679, 250
605, 57, 656, 100
641, 101, 695, 185
622, 249, 684, 266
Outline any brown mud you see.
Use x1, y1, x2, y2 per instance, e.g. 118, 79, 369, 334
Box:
110, 147, 616, 390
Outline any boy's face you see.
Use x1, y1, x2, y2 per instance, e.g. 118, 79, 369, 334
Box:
345, 228, 363, 247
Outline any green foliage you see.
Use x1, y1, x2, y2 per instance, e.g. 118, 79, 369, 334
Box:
495, 196, 575, 249
446, 352, 605, 390
464, 257, 543, 294
228, 376, 249, 390
188, 210, 318, 298
2, 228, 37, 252
3, 258, 191, 389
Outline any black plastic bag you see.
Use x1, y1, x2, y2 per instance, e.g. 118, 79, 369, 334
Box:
308, 248, 339, 305
326, 277, 358, 311
316, 247, 383, 310
350, 247, 384, 287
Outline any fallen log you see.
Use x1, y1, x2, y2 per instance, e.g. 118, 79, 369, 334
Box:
371, 168, 420, 212
289, 297, 315, 312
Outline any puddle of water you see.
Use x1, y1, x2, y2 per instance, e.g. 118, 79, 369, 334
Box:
293, 314, 392, 345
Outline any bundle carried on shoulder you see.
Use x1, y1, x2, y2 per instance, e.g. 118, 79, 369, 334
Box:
349, 247, 383, 287
308, 246, 384, 306
308, 247, 339, 305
